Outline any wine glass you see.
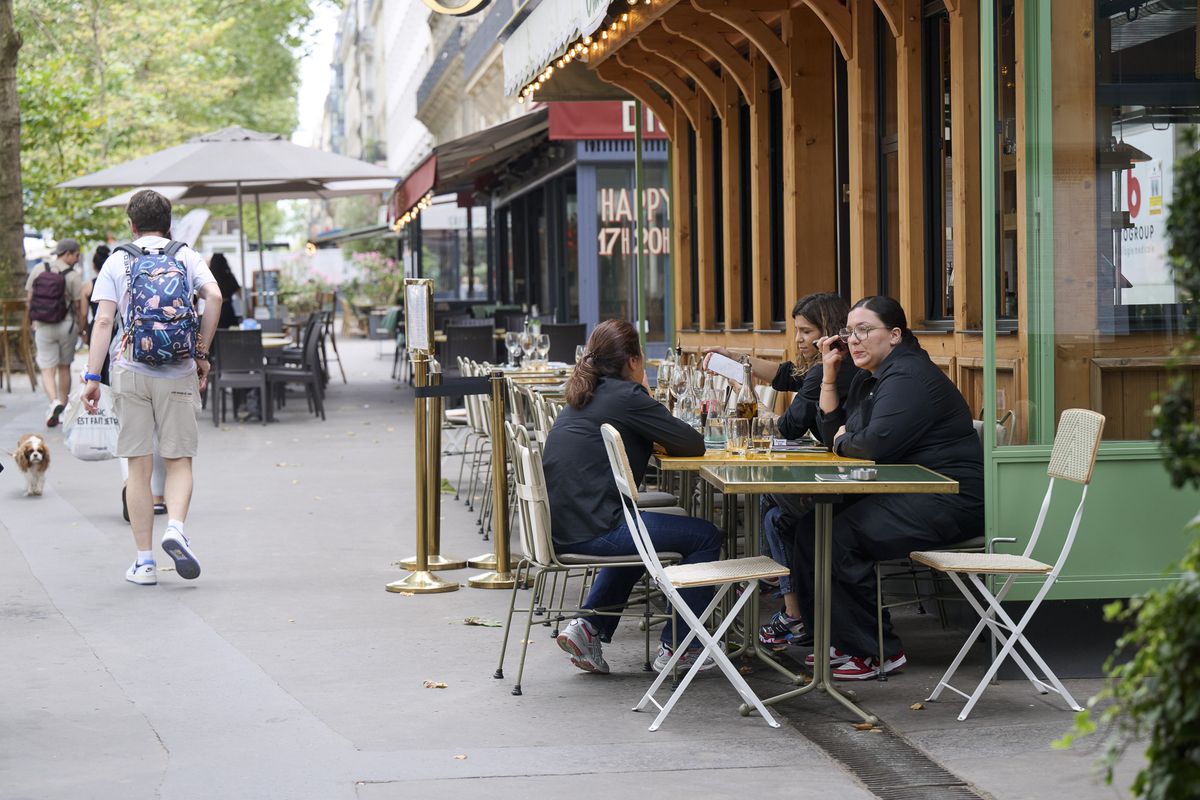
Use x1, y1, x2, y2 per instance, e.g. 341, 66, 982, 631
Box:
504, 332, 520, 367
655, 362, 672, 403
575, 345, 585, 365
518, 330, 535, 365
535, 333, 550, 364
671, 364, 690, 403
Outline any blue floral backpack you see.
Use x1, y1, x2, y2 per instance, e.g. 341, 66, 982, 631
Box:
115, 241, 198, 366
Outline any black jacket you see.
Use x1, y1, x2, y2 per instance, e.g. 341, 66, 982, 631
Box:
543, 377, 704, 548
817, 340, 984, 504
771, 361, 859, 442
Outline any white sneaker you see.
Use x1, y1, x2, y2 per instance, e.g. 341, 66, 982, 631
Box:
555, 619, 610, 674
653, 643, 720, 673
161, 528, 200, 580
125, 561, 157, 585
46, 400, 65, 428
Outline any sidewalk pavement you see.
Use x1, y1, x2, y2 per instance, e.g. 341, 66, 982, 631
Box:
0, 339, 1141, 800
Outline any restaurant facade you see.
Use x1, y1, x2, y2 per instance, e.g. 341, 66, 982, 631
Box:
492, 0, 1200, 612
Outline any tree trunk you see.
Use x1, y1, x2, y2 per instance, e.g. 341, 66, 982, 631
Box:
0, 0, 23, 298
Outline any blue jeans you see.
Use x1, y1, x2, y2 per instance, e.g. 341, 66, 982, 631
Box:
759, 494, 814, 596
569, 511, 722, 645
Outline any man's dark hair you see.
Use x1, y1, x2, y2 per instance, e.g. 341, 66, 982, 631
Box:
126, 189, 172, 235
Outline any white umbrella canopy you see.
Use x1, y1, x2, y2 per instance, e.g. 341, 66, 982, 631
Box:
59, 126, 398, 291
93, 179, 397, 208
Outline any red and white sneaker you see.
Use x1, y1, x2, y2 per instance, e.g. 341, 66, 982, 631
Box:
831, 651, 908, 681
804, 647, 852, 667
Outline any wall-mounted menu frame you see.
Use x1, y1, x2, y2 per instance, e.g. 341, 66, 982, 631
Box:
404, 278, 433, 354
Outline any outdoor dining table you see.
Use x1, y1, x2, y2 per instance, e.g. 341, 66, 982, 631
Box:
698, 463, 959, 723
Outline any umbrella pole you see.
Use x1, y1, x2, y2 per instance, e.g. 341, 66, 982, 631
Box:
236, 182, 247, 296
255, 194, 266, 315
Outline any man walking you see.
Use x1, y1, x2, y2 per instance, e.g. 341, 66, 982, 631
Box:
82, 190, 222, 586
26, 238, 86, 427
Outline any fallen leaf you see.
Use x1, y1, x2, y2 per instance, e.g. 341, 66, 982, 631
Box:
292, 479, 300, 485
910, 702, 924, 711
288, 619, 295, 623
869, 728, 883, 734
453, 754, 467, 760
738, 664, 754, 675
313, 496, 322, 501
422, 680, 448, 689
852, 722, 876, 731
463, 616, 503, 627
346, 431, 357, 437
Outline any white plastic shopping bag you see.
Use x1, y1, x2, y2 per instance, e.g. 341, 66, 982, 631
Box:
62, 384, 120, 461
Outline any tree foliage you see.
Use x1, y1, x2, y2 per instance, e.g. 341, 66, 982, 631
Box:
1059, 132, 1200, 799
16, 0, 315, 241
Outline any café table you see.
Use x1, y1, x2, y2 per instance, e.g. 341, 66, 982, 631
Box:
698, 463, 959, 723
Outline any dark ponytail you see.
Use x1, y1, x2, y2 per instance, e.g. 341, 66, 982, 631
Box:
565, 318, 643, 409
851, 295, 919, 346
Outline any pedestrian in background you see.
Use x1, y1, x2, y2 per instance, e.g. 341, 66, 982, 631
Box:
26, 238, 86, 427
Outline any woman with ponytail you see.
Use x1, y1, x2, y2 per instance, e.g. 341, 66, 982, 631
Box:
791, 295, 983, 681
544, 319, 720, 676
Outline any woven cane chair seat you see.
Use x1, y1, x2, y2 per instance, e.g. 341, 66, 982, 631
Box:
909, 551, 1052, 575
663, 555, 789, 588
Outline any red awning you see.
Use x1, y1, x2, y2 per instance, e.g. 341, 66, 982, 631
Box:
389, 154, 436, 222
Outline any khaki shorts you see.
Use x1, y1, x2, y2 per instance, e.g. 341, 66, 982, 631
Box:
33, 318, 76, 369
111, 367, 201, 459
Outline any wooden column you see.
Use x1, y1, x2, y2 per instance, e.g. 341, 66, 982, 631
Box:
896, 0, 925, 319
694, 101, 718, 329
749, 48, 772, 329
720, 74, 743, 328
847, 0, 878, 299
672, 103, 695, 333
950, 0, 982, 330
782, 6, 838, 306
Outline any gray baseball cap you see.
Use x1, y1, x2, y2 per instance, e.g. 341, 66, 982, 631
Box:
53, 238, 80, 255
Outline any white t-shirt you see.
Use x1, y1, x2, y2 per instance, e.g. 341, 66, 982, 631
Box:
92, 236, 216, 379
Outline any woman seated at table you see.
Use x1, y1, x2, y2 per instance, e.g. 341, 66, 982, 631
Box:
704, 292, 860, 653
795, 295, 983, 680
542, 319, 721, 675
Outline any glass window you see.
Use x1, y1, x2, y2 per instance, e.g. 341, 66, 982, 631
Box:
739, 98, 754, 326
924, 7, 954, 321
418, 197, 488, 300
994, 0, 1019, 321
768, 79, 786, 323
687, 125, 700, 327
1038, 0, 1199, 443
877, 10, 901, 296
711, 113, 726, 325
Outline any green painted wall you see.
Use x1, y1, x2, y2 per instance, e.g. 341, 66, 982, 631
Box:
991, 448, 1199, 601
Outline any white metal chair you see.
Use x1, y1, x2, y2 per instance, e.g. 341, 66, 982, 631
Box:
495, 422, 679, 695
911, 408, 1105, 721
599, 423, 789, 731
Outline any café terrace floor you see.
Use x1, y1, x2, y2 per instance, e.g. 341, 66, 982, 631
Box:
0, 338, 1142, 799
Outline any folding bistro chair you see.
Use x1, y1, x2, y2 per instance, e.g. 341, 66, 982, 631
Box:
911, 408, 1105, 721
599, 423, 788, 731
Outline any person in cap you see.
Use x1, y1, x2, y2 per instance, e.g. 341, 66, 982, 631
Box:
25, 237, 86, 427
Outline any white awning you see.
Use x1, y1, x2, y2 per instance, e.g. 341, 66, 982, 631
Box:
501, 0, 609, 96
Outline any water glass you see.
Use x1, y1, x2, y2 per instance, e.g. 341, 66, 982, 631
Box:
751, 415, 779, 456
535, 334, 550, 363
703, 416, 727, 450
725, 418, 750, 456
518, 331, 535, 364
504, 332, 520, 367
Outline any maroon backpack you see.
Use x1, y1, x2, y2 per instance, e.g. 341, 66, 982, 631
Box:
28, 264, 72, 323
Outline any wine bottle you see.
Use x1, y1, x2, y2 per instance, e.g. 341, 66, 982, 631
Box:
735, 357, 757, 421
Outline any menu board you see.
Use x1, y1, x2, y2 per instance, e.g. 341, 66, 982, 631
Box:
404, 278, 433, 353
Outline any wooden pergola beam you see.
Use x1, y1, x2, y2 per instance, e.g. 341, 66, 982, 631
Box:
593, 61, 677, 140
617, 47, 702, 130
639, 25, 727, 115
691, 0, 793, 85
660, 6, 753, 98
801, 0, 854, 59
873, 0, 902, 38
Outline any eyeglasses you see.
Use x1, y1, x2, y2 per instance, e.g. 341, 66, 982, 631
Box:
838, 325, 883, 342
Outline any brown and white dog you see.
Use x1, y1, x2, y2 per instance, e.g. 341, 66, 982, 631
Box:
14, 434, 50, 496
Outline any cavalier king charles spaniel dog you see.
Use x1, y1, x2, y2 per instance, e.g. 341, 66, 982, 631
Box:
15, 434, 50, 496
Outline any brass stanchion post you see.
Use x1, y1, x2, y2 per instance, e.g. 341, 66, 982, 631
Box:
387, 351, 458, 594
399, 361, 466, 572
468, 372, 515, 589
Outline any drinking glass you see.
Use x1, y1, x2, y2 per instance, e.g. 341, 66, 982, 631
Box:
655, 363, 672, 404
575, 345, 585, 364
535, 334, 550, 363
725, 418, 750, 455
703, 416, 727, 450
751, 415, 779, 456
504, 332, 520, 367
671, 364, 690, 402
518, 331, 535, 365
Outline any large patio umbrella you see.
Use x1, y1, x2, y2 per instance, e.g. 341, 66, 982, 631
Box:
58, 126, 398, 287
93, 179, 398, 209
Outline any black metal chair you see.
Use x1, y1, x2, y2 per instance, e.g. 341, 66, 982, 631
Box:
443, 322, 496, 376
539, 323, 587, 363
210, 330, 269, 426
266, 320, 326, 420
494, 309, 525, 333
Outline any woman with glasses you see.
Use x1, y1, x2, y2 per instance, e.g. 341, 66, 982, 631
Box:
543, 319, 721, 676
704, 292, 861, 653
795, 295, 984, 680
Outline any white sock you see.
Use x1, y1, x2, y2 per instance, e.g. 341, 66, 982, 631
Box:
136, 550, 154, 565
167, 519, 185, 536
